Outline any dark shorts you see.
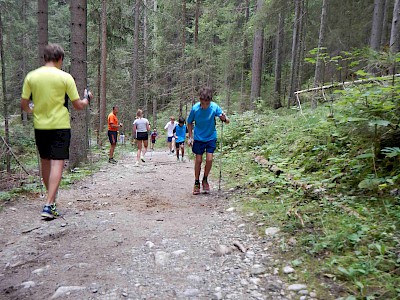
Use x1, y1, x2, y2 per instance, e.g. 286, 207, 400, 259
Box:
35, 129, 71, 160
136, 132, 148, 141
108, 130, 118, 144
175, 141, 185, 148
167, 136, 173, 143
192, 139, 217, 155
151, 139, 156, 144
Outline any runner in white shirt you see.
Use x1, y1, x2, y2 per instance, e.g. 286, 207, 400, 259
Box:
164, 116, 178, 154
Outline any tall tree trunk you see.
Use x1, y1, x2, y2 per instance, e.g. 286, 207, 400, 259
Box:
390, 0, 400, 53
296, 0, 306, 96
180, 0, 186, 116
370, 0, 385, 51
250, 0, 264, 109
22, 0, 28, 126
312, 0, 328, 109
37, 0, 48, 66
143, 0, 149, 117
0, 9, 10, 173
99, 0, 107, 141
191, 0, 200, 103
240, 0, 250, 111
69, 0, 88, 168
131, 0, 140, 113
273, 10, 285, 109
380, 0, 391, 48
152, 0, 157, 128
288, 0, 302, 107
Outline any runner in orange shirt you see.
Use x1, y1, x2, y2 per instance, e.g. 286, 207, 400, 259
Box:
108, 106, 123, 163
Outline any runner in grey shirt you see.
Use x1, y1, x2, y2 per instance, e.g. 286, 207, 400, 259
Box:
133, 109, 150, 165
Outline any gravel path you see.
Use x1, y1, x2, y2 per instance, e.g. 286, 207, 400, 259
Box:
0, 150, 322, 300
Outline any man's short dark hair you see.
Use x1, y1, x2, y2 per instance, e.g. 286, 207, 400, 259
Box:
199, 86, 213, 101
43, 43, 65, 63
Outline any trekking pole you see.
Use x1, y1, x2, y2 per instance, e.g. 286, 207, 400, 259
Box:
85, 86, 94, 184
218, 120, 224, 192
35, 146, 45, 198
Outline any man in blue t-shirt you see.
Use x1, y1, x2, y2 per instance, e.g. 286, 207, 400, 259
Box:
187, 87, 229, 195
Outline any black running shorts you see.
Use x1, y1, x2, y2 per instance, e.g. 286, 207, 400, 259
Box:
35, 129, 71, 160
136, 131, 148, 141
108, 130, 118, 144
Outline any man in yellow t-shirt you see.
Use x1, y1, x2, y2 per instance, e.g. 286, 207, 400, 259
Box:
21, 43, 91, 220
107, 106, 123, 164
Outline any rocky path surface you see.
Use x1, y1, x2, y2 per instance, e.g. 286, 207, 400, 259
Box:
0, 150, 322, 300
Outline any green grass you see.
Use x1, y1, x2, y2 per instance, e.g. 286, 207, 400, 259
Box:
220, 105, 400, 299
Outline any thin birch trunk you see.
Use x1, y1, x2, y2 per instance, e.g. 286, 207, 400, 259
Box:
250, 0, 264, 109
0, 9, 10, 172
273, 10, 285, 109
312, 0, 328, 108
131, 0, 140, 112
288, 0, 302, 107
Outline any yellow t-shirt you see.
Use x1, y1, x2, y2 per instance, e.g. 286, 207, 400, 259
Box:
21, 66, 80, 129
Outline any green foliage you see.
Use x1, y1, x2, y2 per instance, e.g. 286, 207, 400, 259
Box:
220, 74, 400, 298
381, 147, 400, 158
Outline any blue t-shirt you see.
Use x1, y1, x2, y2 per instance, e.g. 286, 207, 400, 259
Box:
187, 102, 223, 142
173, 124, 188, 143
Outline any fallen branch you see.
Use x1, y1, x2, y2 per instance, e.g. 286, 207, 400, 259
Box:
22, 226, 41, 234
294, 74, 400, 95
233, 241, 247, 253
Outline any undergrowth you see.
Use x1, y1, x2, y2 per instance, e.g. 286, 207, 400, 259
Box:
220, 104, 400, 299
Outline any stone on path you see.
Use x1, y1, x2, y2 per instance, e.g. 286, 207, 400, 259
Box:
51, 286, 86, 299
287, 283, 307, 291
283, 266, 295, 274
265, 227, 280, 236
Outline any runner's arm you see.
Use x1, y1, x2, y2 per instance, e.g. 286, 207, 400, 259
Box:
132, 123, 137, 137
71, 89, 92, 110
187, 123, 194, 145
219, 113, 230, 124
20, 98, 32, 113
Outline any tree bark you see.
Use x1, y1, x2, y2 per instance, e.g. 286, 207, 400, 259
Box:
240, 0, 250, 111
312, 0, 328, 108
152, 0, 157, 128
131, 0, 140, 113
99, 0, 107, 144
0, 9, 10, 172
69, 0, 88, 168
273, 10, 285, 109
390, 0, 400, 53
370, 0, 385, 51
22, 0, 28, 126
296, 0, 306, 97
288, 0, 302, 107
380, 0, 391, 48
143, 0, 149, 117
250, 0, 264, 109
180, 0, 186, 116
37, 0, 48, 66
192, 0, 200, 103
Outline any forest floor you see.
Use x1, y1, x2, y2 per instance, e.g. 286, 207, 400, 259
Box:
0, 148, 327, 300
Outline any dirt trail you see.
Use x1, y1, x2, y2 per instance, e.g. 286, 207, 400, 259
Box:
0, 150, 316, 300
